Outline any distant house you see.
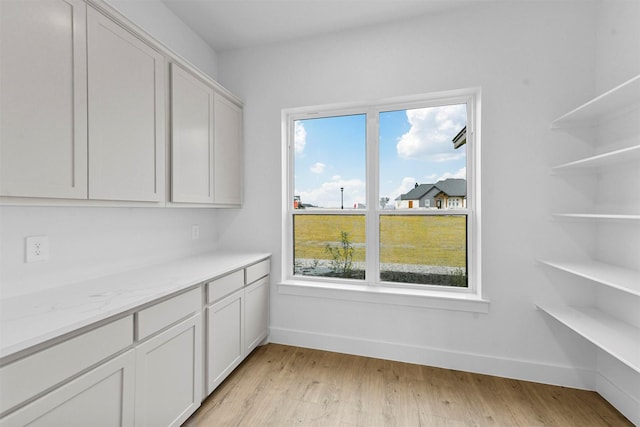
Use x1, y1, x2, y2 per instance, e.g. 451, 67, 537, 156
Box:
430, 178, 466, 209
395, 183, 432, 209
395, 178, 466, 209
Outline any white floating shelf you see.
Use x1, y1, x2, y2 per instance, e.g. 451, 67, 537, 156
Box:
537, 303, 640, 373
552, 145, 640, 172
552, 75, 640, 129
552, 213, 640, 221
538, 259, 640, 297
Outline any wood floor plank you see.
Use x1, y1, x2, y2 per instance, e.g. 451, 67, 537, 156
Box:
183, 344, 633, 427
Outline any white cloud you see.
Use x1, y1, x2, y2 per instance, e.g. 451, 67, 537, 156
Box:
297, 176, 365, 208
436, 166, 466, 181
389, 176, 417, 201
396, 104, 466, 162
294, 121, 306, 155
310, 162, 326, 174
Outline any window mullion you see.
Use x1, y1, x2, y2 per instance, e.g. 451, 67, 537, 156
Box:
285, 115, 295, 280
366, 109, 379, 286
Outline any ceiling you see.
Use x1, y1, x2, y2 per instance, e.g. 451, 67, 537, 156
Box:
162, 0, 481, 52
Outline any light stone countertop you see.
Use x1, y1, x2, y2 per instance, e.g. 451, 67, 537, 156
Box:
0, 251, 270, 362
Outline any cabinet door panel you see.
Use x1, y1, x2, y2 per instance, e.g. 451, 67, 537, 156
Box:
87, 7, 165, 202
0, 0, 87, 199
245, 276, 269, 354
213, 94, 242, 205
135, 314, 202, 427
171, 64, 214, 203
206, 289, 243, 394
0, 350, 135, 427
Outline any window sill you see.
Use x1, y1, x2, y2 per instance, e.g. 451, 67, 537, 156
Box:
278, 280, 490, 314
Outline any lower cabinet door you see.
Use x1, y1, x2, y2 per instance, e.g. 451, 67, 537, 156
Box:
244, 276, 269, 355
206, 289, 244, 395
0, 350, 135, 427
134, 314, 202, 427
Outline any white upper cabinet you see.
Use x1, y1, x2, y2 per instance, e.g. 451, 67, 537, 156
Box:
170, 64, 215, 203
213, 93, 243, 206
169, 65, 244, 207
87, 7, 165, 202
0, 0, 88, 199
1, 1, 242, 206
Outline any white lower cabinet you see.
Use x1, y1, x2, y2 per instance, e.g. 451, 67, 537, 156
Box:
0, 258, 269, 426
206, 289, 244, 394
244, 276, 269, 355
0, 316, 134, 419
0, 350, 135, 427
205, 259, 270, 395
134, 314, 202, 427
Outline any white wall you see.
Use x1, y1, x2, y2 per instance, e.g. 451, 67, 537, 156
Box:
103, 0, 218, 79
595, 0, 640, 93
0, 207, 217, 298
0, 1, 221, 299
216, 1, 602, 389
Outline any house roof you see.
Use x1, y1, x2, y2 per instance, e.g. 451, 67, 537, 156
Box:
397, 178, 466, 200
433, 178, 466, 197
398, 184, 432, 200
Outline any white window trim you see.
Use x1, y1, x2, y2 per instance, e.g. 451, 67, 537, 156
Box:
280, 88, 486, 313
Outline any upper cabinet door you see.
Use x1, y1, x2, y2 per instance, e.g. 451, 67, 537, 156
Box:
87, 7, 165, 202
170, 64, 214, 204
0, 0, 88, 199
213, 94, 243, 206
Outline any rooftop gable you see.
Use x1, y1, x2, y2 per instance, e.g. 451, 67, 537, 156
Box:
433, 178, 466, 197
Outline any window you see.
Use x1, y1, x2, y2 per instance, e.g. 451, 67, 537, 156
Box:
284, 89, 480, 295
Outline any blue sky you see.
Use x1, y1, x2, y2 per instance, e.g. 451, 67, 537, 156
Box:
294, 104, 467, 208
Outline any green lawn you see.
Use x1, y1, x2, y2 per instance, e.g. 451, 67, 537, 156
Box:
293, 214, 466, 268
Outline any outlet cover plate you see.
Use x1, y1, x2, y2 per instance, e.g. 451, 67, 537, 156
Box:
26, 235, 49, 263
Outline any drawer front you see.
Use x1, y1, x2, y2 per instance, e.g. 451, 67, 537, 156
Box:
137, 288, 201, 341
0, 315, 133, 415
245, 259, 270, 285
207, 270, 244, 304
0, 349, 136, 427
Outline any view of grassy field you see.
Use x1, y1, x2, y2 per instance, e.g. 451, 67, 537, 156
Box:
294, 215, 366, 262
293, 214, 466, 268
380, 215, 466, 267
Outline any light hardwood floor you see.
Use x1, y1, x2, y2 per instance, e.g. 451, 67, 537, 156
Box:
183, 344, 632, 426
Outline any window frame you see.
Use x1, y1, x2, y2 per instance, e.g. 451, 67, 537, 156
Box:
281, 88, 485, 310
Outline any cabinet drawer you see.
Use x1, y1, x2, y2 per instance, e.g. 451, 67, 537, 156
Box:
245, 259, 270, 285
0, 315, 133, 415
0, 349, 136, 427
137, 288, 201, 341
207, 270, 244, 304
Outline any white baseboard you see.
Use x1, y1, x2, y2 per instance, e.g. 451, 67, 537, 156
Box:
597, 372, 640, 426
269, 327, 595, 391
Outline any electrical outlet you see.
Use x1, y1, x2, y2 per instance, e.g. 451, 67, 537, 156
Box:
192, 225, 200, 240
26, 235, 49, 263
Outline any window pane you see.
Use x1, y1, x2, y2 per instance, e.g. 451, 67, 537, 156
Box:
294, 214, 365, 280
379, 215, 467, 287
293, 114, 366, 210
379, 105, 467, 210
